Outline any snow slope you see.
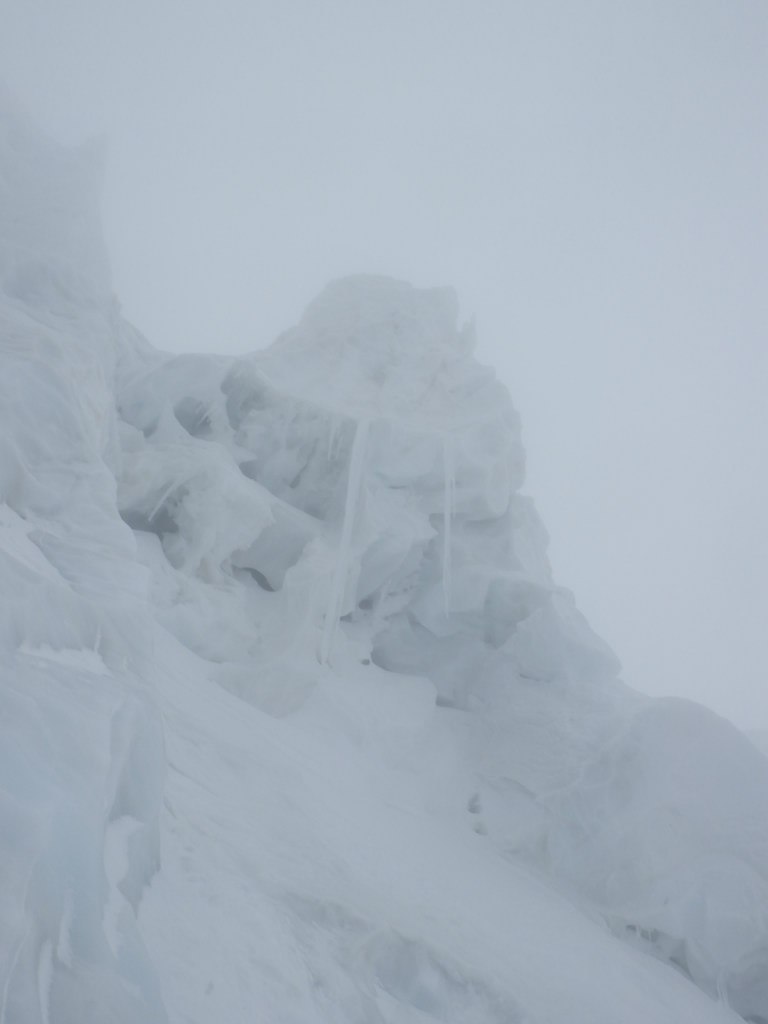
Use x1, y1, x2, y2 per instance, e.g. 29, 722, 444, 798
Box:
2, 88, 768, 1023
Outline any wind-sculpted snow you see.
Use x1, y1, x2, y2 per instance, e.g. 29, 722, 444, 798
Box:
1, 89, 165, 1023
2, 89, 768, 1023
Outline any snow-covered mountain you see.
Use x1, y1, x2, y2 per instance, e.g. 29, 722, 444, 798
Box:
2, 88, 768, 1024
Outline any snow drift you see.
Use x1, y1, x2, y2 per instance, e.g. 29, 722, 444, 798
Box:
2, 87, 768, 1024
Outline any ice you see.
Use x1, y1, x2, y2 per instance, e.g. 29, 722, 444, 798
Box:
319, 416, 370, 665
441, 438, 455, 616
2, 88, 767, 1024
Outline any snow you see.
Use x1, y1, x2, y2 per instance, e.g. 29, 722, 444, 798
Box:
2, 87, 768, 1023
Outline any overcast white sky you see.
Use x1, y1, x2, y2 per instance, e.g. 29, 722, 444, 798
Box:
2, 0, 766, 728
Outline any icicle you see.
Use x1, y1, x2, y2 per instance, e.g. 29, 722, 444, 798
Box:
326, 413, 341, 461
715, 974, 731, 1010
148, 476, 182, 522
319, 417, 370, 665
442, 437, 456, 616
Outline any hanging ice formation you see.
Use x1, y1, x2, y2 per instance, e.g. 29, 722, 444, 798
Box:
319, 416, 370, 665
326, 413, 342, 461
442, 437, 456, 616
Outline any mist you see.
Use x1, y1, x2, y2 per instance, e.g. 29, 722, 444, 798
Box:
2, 0, 766, 728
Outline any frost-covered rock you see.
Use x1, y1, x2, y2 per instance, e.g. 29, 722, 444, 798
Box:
2, 85, 768, 1024
545, 699, 768, 1017
113, 267, 768, 1019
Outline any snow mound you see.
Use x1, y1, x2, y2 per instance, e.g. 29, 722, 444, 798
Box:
2, 90, 768, 1024
546, 698, 768, 1016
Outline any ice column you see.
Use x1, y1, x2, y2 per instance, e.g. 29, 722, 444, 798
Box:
319, 417, 370, 665
442, 437, 456, 616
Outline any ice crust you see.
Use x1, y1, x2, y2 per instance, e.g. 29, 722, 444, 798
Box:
2, 90, 768, 1023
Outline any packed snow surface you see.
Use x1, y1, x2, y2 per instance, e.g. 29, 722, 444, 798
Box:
2, 88, 768, 1024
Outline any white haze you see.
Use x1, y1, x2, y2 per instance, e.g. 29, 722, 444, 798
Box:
1, 0, 766, 728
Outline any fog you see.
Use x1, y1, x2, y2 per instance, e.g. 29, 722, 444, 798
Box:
2, 0, 766, 728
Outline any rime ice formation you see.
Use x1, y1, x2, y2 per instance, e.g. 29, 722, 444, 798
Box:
2, 90, 768, 1024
